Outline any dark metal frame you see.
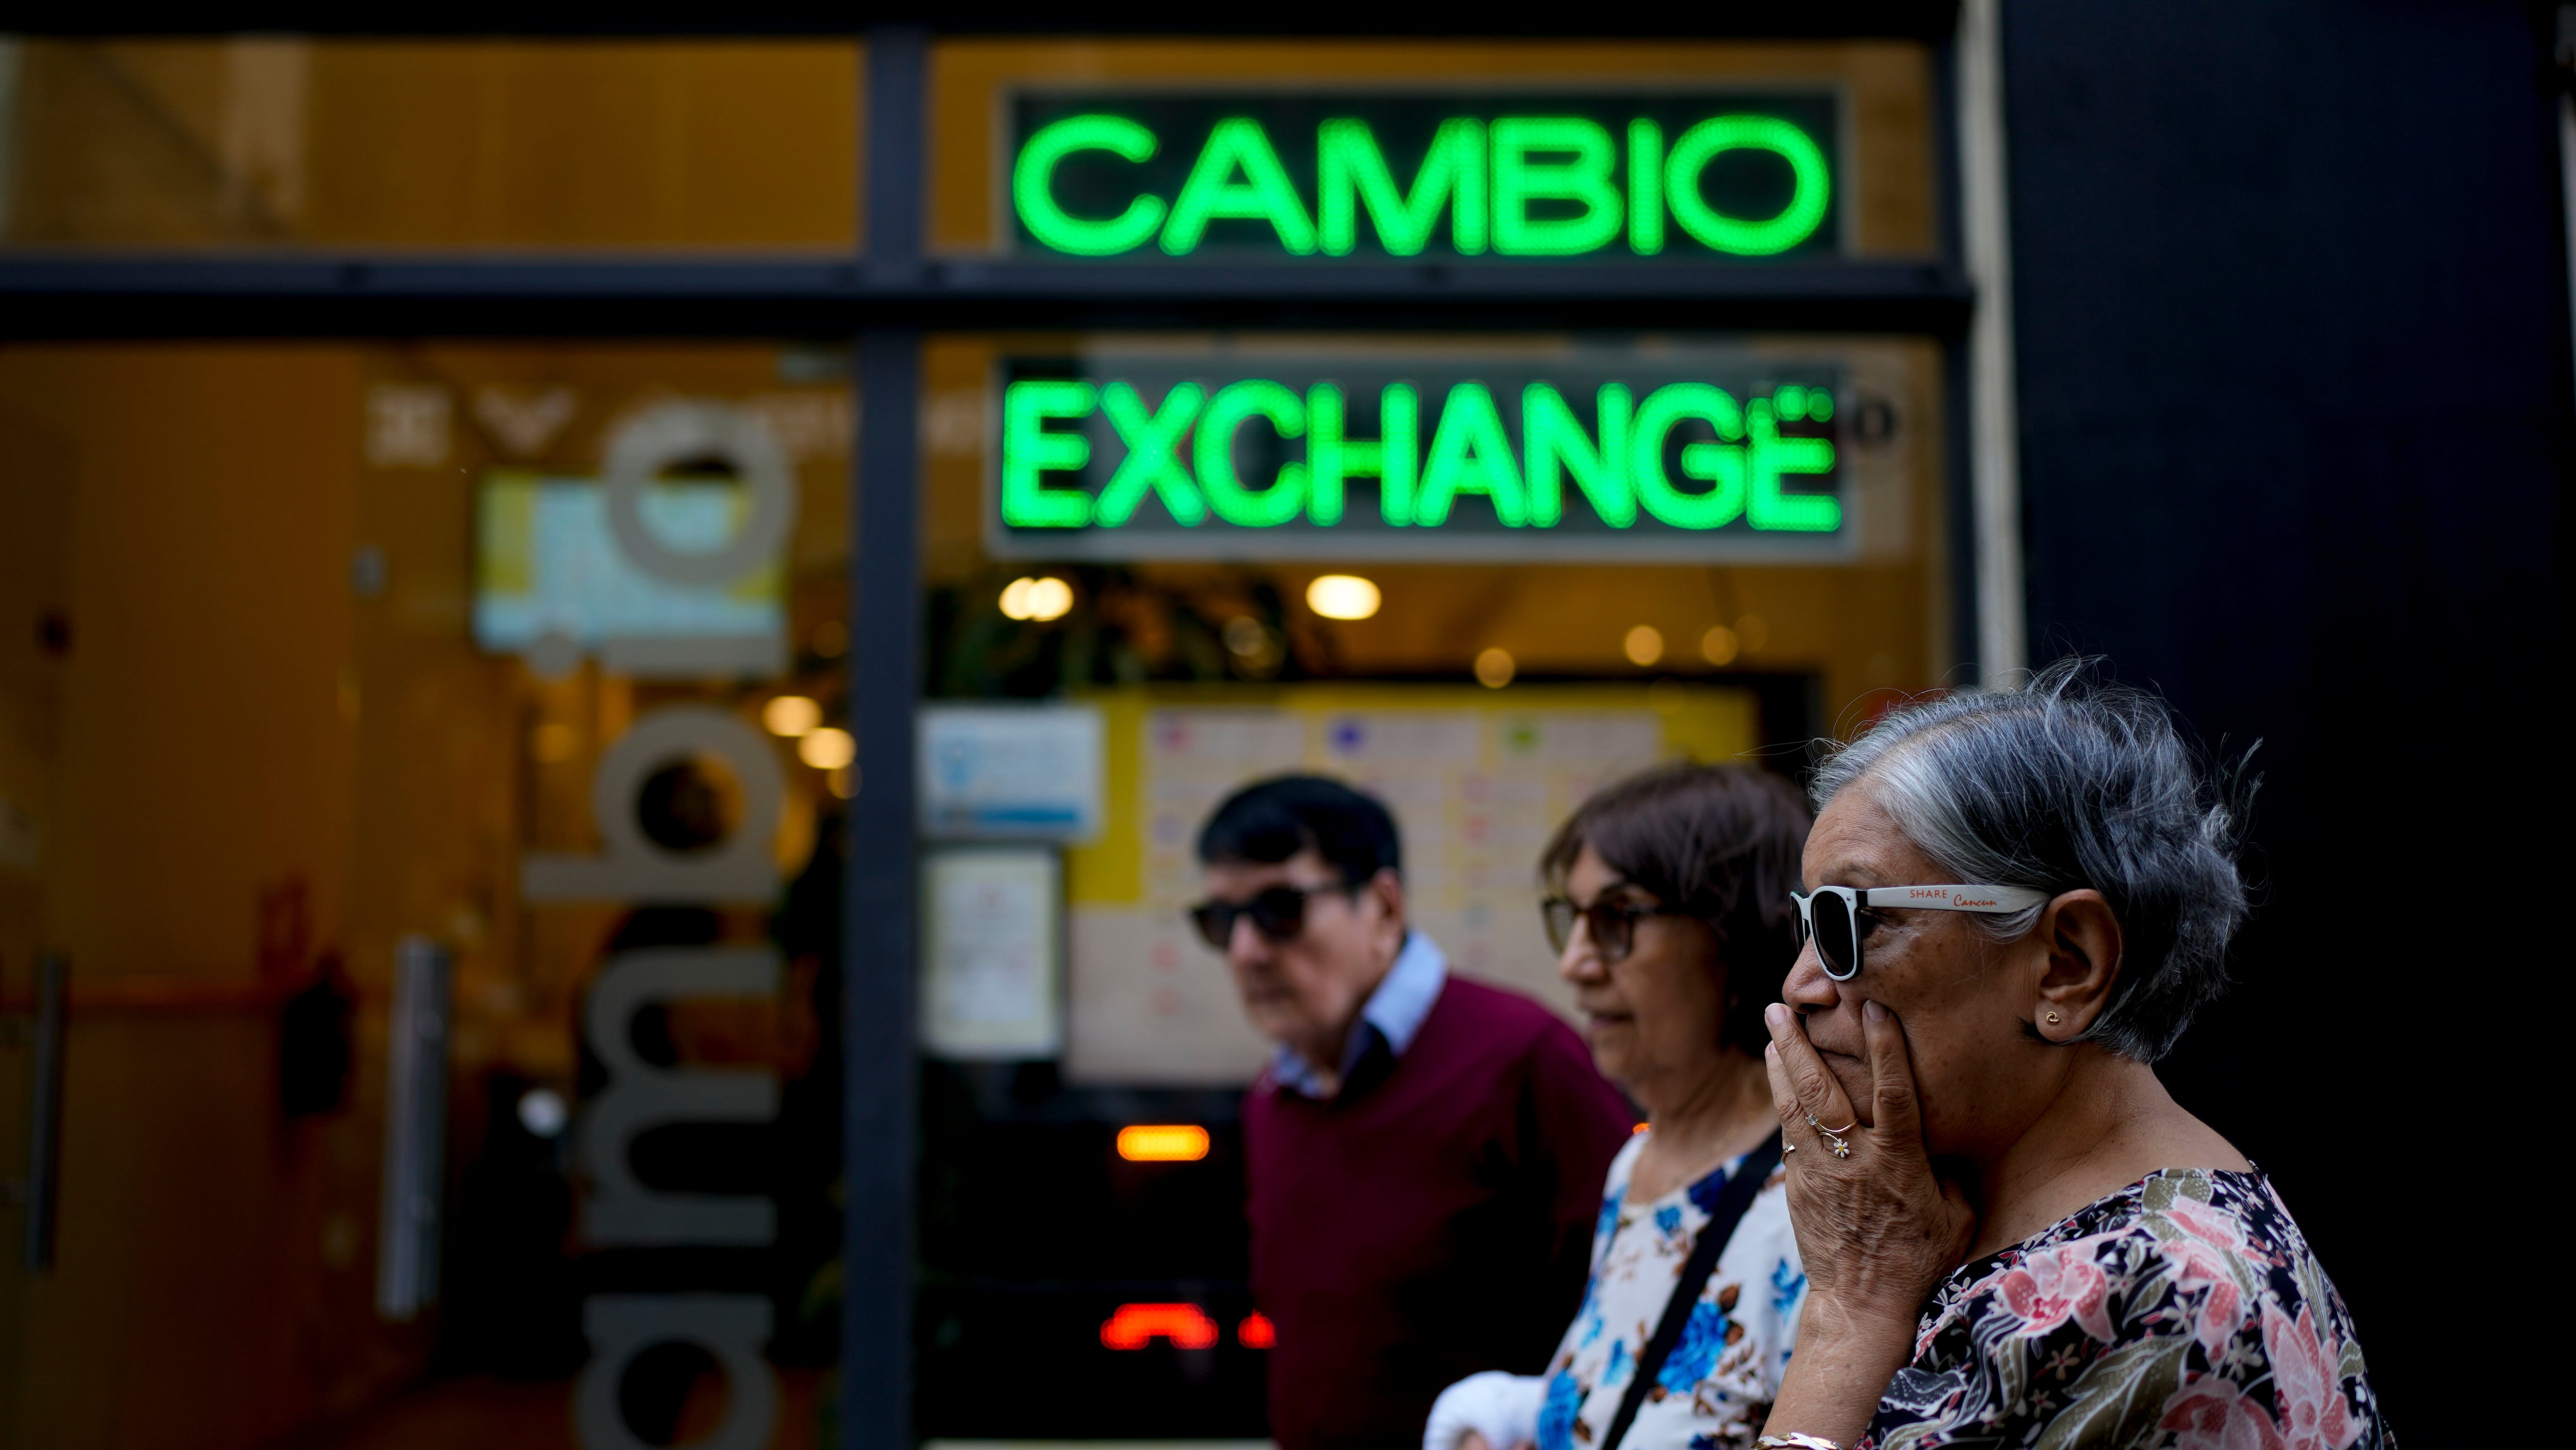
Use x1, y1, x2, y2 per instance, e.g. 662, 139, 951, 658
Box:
0, 25, 1978, 1450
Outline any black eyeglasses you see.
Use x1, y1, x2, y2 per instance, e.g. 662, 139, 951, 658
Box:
1789, 884, 2050, 980
1189, 881, 1358, 950
1540, 895, 1687, 964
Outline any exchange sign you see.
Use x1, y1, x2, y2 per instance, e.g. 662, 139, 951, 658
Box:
1008, 91, 1841, 261
990, 347, 1870, 561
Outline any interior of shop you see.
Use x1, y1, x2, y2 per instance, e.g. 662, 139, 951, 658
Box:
2, 28, 1963, 1450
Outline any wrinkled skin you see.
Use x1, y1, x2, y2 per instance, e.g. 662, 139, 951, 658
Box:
1202, 848, 1406, 1096
1556, 843, 1772, 1201
1756, 775, 2245, 1445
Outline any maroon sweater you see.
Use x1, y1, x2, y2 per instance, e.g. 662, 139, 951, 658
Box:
1244, 975, 1634, 1450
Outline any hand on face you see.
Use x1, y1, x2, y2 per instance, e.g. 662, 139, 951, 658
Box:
1762, 997, 1975, 1324
1202, 850, 1405, 1071
1768, 775, 2130, 1317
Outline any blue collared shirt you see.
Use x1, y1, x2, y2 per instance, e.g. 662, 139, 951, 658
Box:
1269, 930, 1448, 1100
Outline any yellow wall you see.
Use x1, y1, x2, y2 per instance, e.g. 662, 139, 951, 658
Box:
0, 345, 408, 1450
6, 40, 861, 248
0, 341, 854, 1449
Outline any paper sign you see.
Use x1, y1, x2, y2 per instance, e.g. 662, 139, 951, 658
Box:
918, 704, 1105, 841
921, 847, 1063, 1059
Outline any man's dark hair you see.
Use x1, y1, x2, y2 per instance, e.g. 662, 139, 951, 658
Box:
1540, 762, 1810, 1056
1196, 773, 1402, 884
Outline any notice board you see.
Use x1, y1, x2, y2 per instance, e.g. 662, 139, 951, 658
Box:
1062, 682, 1759, 1084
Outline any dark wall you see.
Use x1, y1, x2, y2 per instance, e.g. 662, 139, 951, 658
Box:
2003, 0, 2566, 1420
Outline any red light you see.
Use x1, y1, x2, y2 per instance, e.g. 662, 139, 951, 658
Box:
1238, 1312, 1276, 1349
1100, 1302, 1220, 1351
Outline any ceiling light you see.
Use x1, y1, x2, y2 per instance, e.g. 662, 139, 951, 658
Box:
764, 694, 822, 737
1307, 574, 1380, 620
1003, 575, 1075, 622
1700, 625, 1740, 667
1624, 625, 1664, 667
799, 726, 856, 770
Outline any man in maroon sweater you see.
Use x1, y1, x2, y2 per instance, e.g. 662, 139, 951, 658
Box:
1191, 775, 1634, 1450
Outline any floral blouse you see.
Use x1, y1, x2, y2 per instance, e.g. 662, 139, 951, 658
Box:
1863, 1167, 2390, 1450
1532, 1132, 1806, 1450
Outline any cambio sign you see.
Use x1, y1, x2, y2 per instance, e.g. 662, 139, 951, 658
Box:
1009, 91, 1840, 260
519, 401, 794, 1450
991, 348, 1854, 561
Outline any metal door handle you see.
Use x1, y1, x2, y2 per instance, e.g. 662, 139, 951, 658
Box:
21, 953, 66, 1272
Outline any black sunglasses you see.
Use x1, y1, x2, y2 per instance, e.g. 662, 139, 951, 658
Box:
1189, 881, 1359, 950
1540, 895, 1687, 964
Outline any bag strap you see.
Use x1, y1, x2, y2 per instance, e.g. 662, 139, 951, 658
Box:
1598, 1131, 1785, 1450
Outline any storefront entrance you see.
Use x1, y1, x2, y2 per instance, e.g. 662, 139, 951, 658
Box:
0, 22, 1980, 1450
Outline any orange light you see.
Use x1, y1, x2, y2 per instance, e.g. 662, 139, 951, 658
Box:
1239, 1312, 1277, 1349
1633, 1121, 1650, 1135
1116, 1124, 1211, 1162
1100, 1302, 1219, 1351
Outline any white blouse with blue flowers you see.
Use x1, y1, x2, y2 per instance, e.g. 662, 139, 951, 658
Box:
1493, 1131, 1805, 1450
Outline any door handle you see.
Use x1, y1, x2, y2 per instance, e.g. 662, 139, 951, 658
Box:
19, 953, 66, 1272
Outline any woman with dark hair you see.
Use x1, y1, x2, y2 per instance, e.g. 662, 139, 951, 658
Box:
1427, 762, 1814, 1450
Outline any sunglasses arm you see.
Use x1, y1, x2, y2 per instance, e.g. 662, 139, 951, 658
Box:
1855, 885, 2051, 914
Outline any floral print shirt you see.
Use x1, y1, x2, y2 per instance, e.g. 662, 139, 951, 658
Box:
1532, 1132, 1806, 1450
1864, 1167, 2390, 1450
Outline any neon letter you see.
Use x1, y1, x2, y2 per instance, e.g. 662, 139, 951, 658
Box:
1747, 396, 1840, 531
1000, 380, 1097, 528
1310, 383, 1418, 527
1665, 115, 1832, 256
1628, 120, 1664, 255
1161, 119, 1318, 256
1417, 383, 1528, 526
1317, 117, 1487, 257
1013, 115, 1167, 257
1490, 118, 1621, 257
1524, 383, 1635, 527
1194, 381, 1309, 527
1096, 382, 1209, 526
1631, 383, 1746, 530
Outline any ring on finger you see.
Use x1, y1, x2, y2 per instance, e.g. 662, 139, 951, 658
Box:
1803, 1111, 1855, 1159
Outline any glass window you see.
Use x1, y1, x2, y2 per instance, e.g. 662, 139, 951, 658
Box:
0, 340, 851, 1446
910, 328, 1950, 1437
0, 40, 861, 249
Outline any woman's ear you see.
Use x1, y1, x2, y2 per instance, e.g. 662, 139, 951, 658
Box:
2032, 890, 2123, 1043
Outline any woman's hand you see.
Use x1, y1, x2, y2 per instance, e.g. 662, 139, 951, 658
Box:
1757, 999, 1976, 1446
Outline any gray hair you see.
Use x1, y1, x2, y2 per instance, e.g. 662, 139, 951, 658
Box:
1808, 660, 2251, 1061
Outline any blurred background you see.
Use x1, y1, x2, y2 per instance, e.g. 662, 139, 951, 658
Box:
0, 6, 2560, 1448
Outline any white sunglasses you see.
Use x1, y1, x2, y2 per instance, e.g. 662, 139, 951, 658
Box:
1790, 884, 2052, 981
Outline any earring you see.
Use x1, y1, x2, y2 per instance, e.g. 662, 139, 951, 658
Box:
2044, 1011, 2062, 1026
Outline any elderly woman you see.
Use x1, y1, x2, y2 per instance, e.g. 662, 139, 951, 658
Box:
1751, 668, 2389, 1449
1429, 763, 1813, 1450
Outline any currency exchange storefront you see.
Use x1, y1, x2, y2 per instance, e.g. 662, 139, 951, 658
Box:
0, 20, 1995, 1450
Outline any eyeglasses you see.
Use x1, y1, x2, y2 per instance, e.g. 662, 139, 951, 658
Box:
1541, 895, 1688, 964
1789, 884, 2052, 981
1189, 882, 1357, 950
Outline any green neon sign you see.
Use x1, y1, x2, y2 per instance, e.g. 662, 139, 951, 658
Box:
993, 352, 1854, 562
1008, 92, 1838, 261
